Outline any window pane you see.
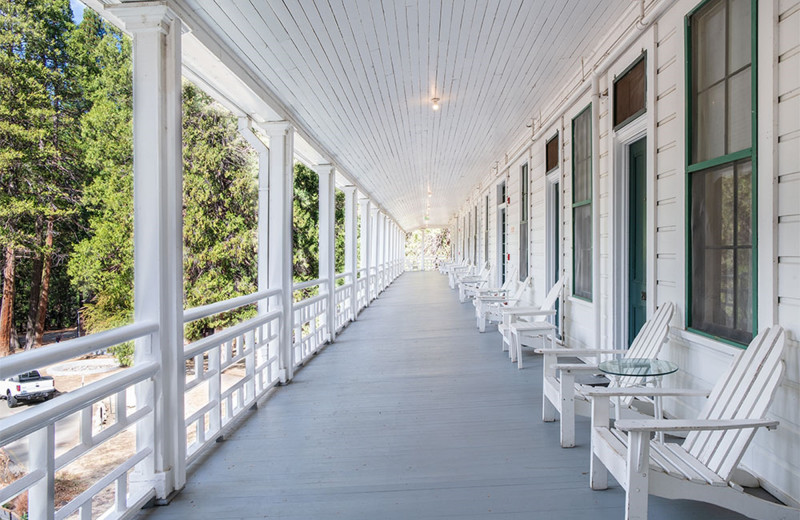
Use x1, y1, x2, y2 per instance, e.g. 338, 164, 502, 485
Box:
573, 108, 591, 202
546, 135, 559, 172
690, 159, 753, 343
727, 66, 751, 154
614, 56, 646, 127
573, 204, 592, 299
735, 248, 753, 342
728, 0, 751, 73
695, 81, 726, 162
694, 0, 726, 92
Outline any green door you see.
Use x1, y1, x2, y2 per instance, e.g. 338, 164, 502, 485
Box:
628, 138, 647, 346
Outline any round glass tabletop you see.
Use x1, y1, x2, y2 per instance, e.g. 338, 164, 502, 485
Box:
598, 358, 678, 377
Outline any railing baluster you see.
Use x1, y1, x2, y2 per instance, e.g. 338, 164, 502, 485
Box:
209, 346, 221, 439
28, 424, 55, 520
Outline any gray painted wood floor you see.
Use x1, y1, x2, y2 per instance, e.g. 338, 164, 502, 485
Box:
138, 271, 748, 519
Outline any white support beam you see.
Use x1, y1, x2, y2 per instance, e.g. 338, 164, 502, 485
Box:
359, 198, 372, 307
110, 2, 185, 499
317, 164, 336, 341
343, 186, 358, 321
237, 118, 270, 315
265, 122, 294, 382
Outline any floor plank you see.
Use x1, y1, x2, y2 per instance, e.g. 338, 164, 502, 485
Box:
138, 271, 748, 519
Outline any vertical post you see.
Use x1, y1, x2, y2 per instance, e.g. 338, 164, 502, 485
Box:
359, 198, 372, 306
28, 425, 55, 520
343, 186, 358, 320
237, 119, 270, 315
317, 164, 336, 341
112, 3, 184, 498
375, 211, 384, 292
420, 228, 426, 271
265, 122, 294, 382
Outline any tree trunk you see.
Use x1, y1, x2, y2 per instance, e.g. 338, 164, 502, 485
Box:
0, 247, 16, 356
26, 254, 43, 349
34, 219, 54, 347
26, 218, 44, 350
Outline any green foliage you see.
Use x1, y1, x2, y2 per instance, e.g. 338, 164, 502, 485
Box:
67, 16, 133, 333
1, 0, 89, 341
108, 341, 133, 367
404, 228, 451, 270
182, 85, 257, 340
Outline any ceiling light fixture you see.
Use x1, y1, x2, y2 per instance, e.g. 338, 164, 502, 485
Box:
431, 98, 440, 111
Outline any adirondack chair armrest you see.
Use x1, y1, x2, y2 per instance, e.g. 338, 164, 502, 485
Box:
614, 418, 780, 433
502, 308, 556, 317
533, 348, 620, 356
555, 363, 602, 374
584, 387, 710, 398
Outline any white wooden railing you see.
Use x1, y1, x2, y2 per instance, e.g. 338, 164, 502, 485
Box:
0, 323, 159, 520
182, 288, 282, 465
334, 273, 353, 332
0, 259, 404, 519
292, 278, 329, 366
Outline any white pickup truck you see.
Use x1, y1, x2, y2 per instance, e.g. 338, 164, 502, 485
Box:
1, 370, 56, 408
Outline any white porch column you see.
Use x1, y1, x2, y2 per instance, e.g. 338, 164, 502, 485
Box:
265, 122, 294, 382
359, 198, 372, 306
343, 186, 358, 320
420, 228, 426, 271
111, 3, 184, 499
237, 119, 269, 313
317, 164, 336, 340
375, 210, 384, 294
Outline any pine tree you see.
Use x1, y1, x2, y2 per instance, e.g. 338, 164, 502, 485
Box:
0, 0, 80, 354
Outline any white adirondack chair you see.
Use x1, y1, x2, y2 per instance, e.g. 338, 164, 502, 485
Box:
587, 326, 797, 520
498, 277, 564, 368
535, 302, 675, 448
439, 257, 465, 275
457, 263, 491, 302
473, 275, 532, 332
448, 262, 474, 289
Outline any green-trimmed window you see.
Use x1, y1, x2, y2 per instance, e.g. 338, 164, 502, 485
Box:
572, 105, 592, 300
520, 163, 529, 281
484, 195, 489, 264
687, 0, 756, 345
473, 204, 478, 265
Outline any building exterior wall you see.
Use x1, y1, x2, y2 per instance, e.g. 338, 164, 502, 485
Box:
452, 0, 800, 505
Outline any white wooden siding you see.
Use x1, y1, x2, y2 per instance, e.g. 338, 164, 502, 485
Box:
451, 0, 800, 506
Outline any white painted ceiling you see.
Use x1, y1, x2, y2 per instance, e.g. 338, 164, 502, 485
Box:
180, 0, 633, 230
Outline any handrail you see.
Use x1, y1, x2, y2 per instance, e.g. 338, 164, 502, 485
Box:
183, 288, 282, 323
0, 361, 158, 445
335, 282, 353, 292
335, 272, 349, 280
0, 321, 158, 380
292, 293, 327, 309
184, 309, 282, 359
292, 278, 328, 291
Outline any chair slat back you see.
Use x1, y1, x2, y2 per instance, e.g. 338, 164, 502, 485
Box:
540, 277, 565, 314
614, 302, 675, 406
685, 326, 786, 481
510, 275, 533, 302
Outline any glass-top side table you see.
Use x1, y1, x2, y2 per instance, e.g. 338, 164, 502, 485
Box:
598, 358, 678, 442
598, 358, 678, 378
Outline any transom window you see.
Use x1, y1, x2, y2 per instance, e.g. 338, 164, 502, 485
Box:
546, 134, 559, 173
613, 53, 646, 129
687, 0, 756, 345
572, 105, 592, 300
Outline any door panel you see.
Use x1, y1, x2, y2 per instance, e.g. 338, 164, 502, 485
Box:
628, 138, 647, 345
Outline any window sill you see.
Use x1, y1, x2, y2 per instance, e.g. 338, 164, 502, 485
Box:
670, 328, 745, 355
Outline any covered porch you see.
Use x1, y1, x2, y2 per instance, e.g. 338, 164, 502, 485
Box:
136, 271, 741, 520
0, 0, 798, 519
